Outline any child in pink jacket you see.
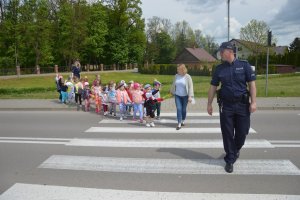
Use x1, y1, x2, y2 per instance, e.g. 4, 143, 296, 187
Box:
131, 82, 144, 123
116, 82, 131, 121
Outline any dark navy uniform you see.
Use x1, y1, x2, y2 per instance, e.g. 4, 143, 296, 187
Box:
211, 59, 256, 164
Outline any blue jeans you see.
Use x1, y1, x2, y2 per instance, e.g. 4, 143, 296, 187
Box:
119, 102, 127, 116
133, 103, 143, 120
61, 91, 68, 103
175, 95, 188, 123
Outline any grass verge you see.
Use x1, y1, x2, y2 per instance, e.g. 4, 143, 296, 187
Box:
0, 72, 299, 99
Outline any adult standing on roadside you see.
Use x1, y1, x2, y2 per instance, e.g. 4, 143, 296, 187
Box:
72, 60, 81, 79
207, 42, 257, 173
170, 64, 194, 130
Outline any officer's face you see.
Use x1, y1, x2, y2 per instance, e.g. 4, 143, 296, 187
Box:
220, 49, 234, 63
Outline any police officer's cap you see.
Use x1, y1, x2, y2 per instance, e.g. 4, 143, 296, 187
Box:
219, 42, 234, 51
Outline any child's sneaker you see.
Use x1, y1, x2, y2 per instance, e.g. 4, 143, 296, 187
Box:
150, 122, 155, 127
156, 116, 160, 120
146, 123, 151, 127
139, 119, 143, 123
120, 116, 123, 121
132, 117, 137, 121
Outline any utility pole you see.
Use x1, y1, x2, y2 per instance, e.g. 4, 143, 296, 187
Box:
227, 0, 230, 41
265, 30, 272, 96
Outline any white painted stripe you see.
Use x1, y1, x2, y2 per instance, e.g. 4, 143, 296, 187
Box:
273, 144, 300, 148
160, 112, 219, 117
0, 137, 70, 145
0, 137, 70, 141
85, 127, 257, 134
269, 140, 300, 144
67, 139, 273, 148
1, 184, 300, 200
0, 140, 66, 145
39, 155, 300, 175
99, 119, 220, 124
122, 113, 220, 117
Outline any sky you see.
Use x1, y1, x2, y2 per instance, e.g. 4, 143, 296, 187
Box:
140, 0, 300, 46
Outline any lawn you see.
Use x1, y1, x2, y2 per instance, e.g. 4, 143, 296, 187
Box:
0, 72, 299, 99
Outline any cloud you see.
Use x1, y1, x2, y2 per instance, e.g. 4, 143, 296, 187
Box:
175, 0, 224, 12
228, 17, 242, 39
203, 17, 242, 42
239, 0, 248, 5
270, 0, 300, 44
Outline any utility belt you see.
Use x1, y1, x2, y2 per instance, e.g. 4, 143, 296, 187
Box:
217, 90, 250, 105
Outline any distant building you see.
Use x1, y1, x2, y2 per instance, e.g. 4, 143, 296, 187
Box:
274, 46, 288, 55
230, 39, 263, 59
173, 47, 217, 69
229, 39, 288, 59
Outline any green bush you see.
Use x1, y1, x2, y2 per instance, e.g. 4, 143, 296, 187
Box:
139, 63, 217, 76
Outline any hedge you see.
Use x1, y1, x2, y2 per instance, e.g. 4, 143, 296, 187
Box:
139, 63, 219, 76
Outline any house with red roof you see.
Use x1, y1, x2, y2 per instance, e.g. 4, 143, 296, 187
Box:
173, 47, 217, 70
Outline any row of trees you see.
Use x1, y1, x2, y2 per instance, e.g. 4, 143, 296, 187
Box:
0, 0, 219, 70
144, 17, 219, 64
0, 0, 146, 69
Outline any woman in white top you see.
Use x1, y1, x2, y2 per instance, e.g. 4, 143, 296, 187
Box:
170, 64, 194, 130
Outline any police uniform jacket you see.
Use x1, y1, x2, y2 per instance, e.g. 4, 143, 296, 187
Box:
211, 59, 256, 102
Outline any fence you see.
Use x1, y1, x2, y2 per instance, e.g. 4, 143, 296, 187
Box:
0, 63, 136, 76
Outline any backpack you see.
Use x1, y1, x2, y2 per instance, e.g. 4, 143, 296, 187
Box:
82, 89, 90, 100
74, 83, 84, 95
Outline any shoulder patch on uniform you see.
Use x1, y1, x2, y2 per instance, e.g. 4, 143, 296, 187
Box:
251, 66, 256, 71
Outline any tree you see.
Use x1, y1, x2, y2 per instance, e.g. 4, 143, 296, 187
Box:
82, 2, 108, 64
172, 20, 195, 55
18, 0, 54, 67
144, 16, 173, 64
0, 0, 20, 68
240, 19, 276, 68
194, 29, 205, 48
155, 31, 175, 64
104, 0, 145, 65
289, 37, 300, 52
56, 0, 88, 67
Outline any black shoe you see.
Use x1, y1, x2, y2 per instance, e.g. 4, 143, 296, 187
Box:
176, 126, 181, 130
181, 122, 185, 126
236, 151, 240, 159
225, 163, 233, 173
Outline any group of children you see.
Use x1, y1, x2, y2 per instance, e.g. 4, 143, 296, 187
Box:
55, 74, 164, 127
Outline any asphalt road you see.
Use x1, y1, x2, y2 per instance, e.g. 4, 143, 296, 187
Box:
0, 110, 300, 199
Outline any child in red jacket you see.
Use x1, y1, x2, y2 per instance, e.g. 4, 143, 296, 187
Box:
143, 84, 163, 127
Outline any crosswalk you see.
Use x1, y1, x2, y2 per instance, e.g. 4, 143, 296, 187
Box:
1, 112, 300, 199
2, 183, 300, 200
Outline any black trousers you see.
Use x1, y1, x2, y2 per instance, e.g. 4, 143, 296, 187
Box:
153, 102, 161, 117
145, 101, 155, 118
75, 94, 82, 105
219, 101, 250, 164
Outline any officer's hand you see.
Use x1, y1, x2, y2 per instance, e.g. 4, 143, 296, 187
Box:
207, 104, 213, 116
188, 97, 192, 103
249, 102, 257, 113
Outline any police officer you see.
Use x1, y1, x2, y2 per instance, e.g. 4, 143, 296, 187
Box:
207, 42, 257, 173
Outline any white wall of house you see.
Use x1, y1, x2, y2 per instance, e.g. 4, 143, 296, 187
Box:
231, 40, 253, 59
